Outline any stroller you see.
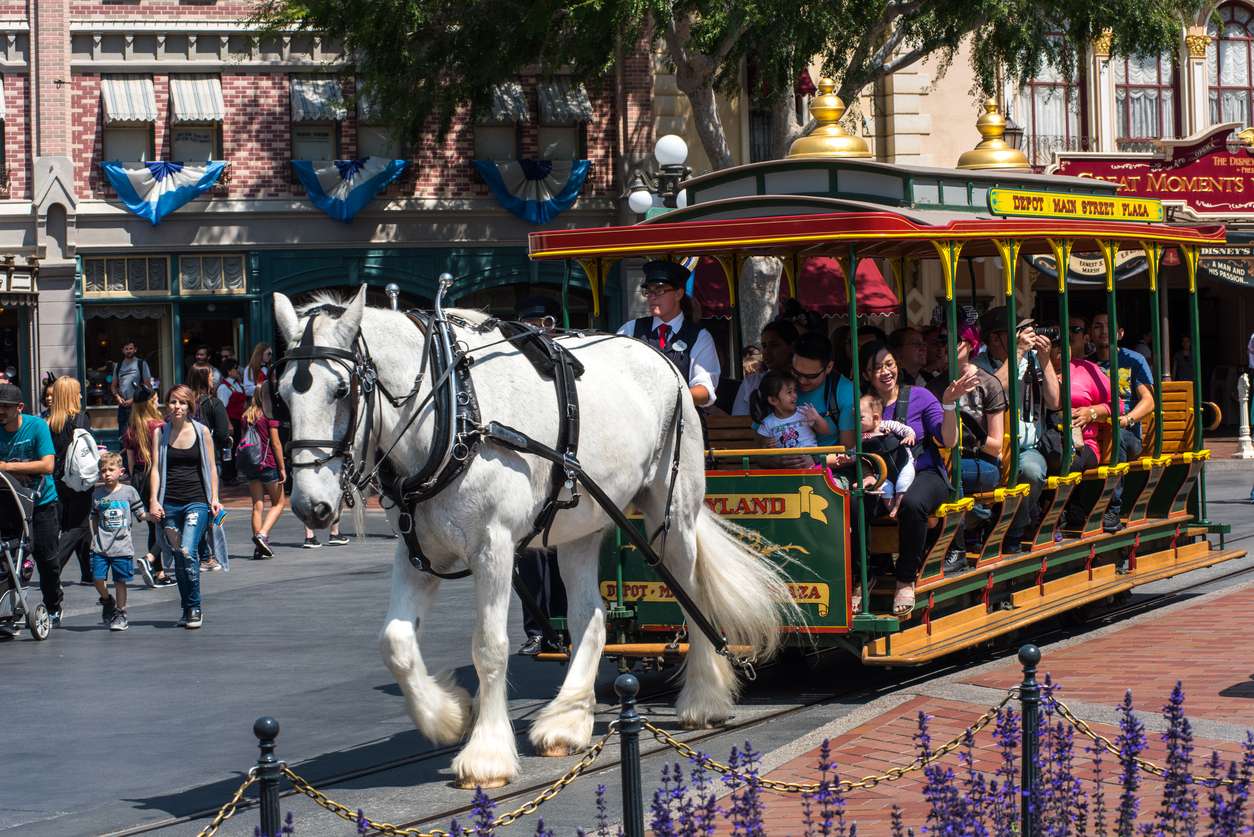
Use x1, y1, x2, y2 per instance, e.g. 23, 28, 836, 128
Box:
0, 470, 50, 640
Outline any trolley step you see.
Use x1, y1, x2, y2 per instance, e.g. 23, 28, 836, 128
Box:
861, 542, 1247, 666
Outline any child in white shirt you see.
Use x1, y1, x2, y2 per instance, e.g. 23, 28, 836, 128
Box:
860, 393, 916, 516
751, 370, 830, 452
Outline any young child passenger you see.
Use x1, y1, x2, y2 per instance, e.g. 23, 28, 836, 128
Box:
860, 393, 917, 516
750, 370, 831, 451
91, 452, 147, 632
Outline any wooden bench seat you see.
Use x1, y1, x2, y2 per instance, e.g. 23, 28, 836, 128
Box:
704, 415, 764, 470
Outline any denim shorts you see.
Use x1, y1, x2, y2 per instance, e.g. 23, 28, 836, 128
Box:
91, 552, 134, 583
255, 466, 281, 485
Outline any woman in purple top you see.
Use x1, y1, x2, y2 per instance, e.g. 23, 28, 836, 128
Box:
856, 342, 977, 617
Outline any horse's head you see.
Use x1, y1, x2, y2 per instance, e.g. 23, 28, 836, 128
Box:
273, 285, 369, 528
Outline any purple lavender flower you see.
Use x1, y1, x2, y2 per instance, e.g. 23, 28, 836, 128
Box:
1115, 691, 1146, 837
689, 758, 718, 837
356, 807, 369, 836
890, 805, 906, 837
532, 818, 555, 837
726, 742, 765, 837
1090, 739, 1107, 837
470, 786, 495, 837
650, 763, 679, 837
1153, 682, 1198, 836
595, 783, 609, 837
915, 710, 962, 834
991, 707, 1021, 837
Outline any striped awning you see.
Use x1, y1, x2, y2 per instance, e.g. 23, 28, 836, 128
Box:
101, 75, 158, 124
477, 82, 530, 125
538, 79, 593, 124
169, 75, 225, 123
291, 76, 347, 122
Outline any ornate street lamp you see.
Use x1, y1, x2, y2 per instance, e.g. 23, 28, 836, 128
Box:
626, 134, 693, 215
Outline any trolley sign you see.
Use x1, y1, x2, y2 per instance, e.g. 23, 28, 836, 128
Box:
988, 188, 1164, 223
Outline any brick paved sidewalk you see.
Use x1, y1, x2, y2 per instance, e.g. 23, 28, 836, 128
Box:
697, 582, 1254, 835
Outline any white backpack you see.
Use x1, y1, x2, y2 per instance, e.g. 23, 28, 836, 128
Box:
62, 428, 101, 492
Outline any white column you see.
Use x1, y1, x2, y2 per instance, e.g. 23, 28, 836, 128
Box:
1183, 29, 1212, 135
1090, 36, 1116, 151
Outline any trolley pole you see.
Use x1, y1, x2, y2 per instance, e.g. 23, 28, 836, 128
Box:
615, 673, 645, 837
254, 716, 283, 837
1018, 645, 1042, 837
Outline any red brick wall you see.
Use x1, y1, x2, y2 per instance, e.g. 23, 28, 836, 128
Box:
4, 74, 31, 200
221, 73, 290, 199
72, 74, 103, 197
71, 1, 261, 19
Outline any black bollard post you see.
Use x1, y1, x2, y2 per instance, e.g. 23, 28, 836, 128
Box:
254, 716, 282, 837
615, 673, 645, 837
1019, 645, 1042, 837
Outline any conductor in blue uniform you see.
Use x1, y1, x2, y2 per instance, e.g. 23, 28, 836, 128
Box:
616, 260, 721, 407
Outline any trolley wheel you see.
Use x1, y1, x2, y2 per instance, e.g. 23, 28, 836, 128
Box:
27, 603, 50, 641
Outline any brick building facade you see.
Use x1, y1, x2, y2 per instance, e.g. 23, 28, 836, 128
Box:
0, 0, 655, 432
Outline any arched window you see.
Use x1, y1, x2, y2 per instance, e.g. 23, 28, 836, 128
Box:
1115, 54, 1175, 149
1208, 3, 1254, 124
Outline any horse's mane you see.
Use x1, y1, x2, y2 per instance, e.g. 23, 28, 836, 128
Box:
294, 291, 492, 326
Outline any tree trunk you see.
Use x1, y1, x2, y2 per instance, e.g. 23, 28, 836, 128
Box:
739, 256, 783, 348
679, 79, 735, 170
769, 86, 805, 160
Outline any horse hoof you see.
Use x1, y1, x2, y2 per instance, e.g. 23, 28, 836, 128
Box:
538, 743, 576, 758
679, 716, 729, 731
456, 776, 509, 790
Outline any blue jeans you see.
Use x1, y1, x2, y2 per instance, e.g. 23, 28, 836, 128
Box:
960, 457, 1001, 495
1007, 448, 1048, 543
1108, 432, 1143, 516
161, 502, 210, 610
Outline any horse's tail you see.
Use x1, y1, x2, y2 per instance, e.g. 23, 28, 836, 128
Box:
690, 507, 802, 661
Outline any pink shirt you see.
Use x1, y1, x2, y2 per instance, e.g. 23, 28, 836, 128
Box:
1069, 359, 1112, 460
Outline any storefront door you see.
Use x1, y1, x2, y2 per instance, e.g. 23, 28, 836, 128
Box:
177, 301, 249, 385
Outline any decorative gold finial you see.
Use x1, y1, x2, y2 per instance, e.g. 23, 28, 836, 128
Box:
956, 98, 1030, 170
1092, 30, 1113, 59
787, 77, 871, 159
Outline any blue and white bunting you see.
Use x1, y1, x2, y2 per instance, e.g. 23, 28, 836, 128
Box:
291, 157, 408, 223
101, 160, 227, 225
473, 159, 590, 225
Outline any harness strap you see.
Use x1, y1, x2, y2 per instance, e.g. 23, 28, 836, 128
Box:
480, 419, 733, 661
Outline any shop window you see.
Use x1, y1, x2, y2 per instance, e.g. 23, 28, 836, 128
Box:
179, 254, 246, 293
82, 256, 169, 296
1115, 53, 1175, 150
292, 124, 338, 161
172, 124, 222, 162
1011, 46, 1086, 169
1208, 3, 1254, 125
536, 79, 591, 160
537, 125, 586, 160
103, 125, 154, 162
82, 307, 168, 420
359, 125, 402, 159
474, 124, 519, 160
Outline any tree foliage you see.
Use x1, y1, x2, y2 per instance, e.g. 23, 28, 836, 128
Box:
255, 0, 1199, 171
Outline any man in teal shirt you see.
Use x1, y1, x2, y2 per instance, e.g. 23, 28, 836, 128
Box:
0, 383, 62, 624
790, 332, 856, 455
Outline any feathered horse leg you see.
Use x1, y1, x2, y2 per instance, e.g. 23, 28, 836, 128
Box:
378, 539, 471, 748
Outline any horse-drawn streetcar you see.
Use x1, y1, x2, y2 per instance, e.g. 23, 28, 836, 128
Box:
526, 111, 1247, 670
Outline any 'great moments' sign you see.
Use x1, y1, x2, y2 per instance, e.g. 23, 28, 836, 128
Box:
1050, 124, 1254, 217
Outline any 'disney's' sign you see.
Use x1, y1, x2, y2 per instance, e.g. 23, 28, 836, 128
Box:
1048, 124, 1254, 217
988, 188, 1164, 222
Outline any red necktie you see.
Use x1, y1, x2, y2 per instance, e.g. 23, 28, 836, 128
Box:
657, 323, 670, 350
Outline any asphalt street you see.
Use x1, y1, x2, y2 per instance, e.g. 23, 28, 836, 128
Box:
2, 470, 1252, 837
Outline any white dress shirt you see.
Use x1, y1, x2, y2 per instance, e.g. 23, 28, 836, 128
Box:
617, 312, 720, 407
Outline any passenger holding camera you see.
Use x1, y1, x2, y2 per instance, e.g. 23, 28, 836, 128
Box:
974, 307, 1061, 553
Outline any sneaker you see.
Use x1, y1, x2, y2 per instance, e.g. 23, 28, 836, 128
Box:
109, 608, 128, 632
252, 533, 274, 558
326, 533, 350, 546
137, 558, 155, 588
155, 574, 177, 587
184, 608, 203, 630
941, 549, 968, 577
100, 595, 116, 625
517, 636, 543, 656
302, 536, 322, 549
202, 557, 223, 572
1102, 510, 1125, 534
1249, 487, 1254, 504
176, 608, 190, 627
48, 609, 62, 627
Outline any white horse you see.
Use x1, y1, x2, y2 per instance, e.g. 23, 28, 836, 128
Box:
273, 286, 797, 788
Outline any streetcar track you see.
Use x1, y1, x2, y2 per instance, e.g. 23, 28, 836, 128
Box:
105, 558, 1253, 836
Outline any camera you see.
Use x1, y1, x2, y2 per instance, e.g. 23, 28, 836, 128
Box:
1031, 325, 1061, 342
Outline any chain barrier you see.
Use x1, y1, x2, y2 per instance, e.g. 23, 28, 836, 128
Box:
1048, 696, 1237, 788
196, 768, 259, 837
279, 723, 619, 837
643, 690, 1016, 794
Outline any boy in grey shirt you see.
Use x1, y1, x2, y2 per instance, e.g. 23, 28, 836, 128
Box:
91, 452, 147, 631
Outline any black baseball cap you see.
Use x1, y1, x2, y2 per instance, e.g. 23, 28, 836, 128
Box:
978, 305, 1036, 336
0, 383, 22, 405
640, 260, 690, 289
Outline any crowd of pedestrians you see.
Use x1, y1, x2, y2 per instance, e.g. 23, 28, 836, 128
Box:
0, 340, 350, 636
